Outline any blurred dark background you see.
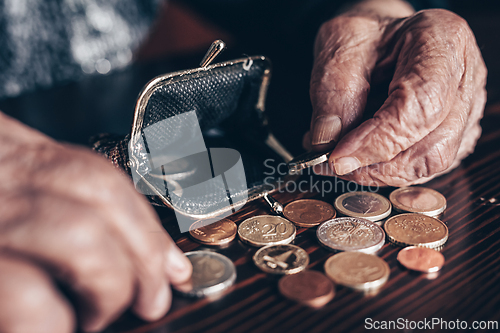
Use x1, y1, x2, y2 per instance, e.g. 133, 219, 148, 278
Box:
0, 0, 499, 157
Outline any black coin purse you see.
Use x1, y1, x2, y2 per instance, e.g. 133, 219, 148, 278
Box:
91, 41, 297, 220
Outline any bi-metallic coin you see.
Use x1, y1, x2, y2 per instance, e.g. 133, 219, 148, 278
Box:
334, 192, 391, 222
174, 251, 236, 297
389, 187, 446, 217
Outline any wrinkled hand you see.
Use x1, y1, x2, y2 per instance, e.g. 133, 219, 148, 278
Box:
306, 4, 487, 187
0, 113, 192, 333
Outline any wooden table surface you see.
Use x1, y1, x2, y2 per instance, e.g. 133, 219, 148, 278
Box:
103, 100, 500, 333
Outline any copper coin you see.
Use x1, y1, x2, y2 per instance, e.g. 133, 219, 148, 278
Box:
283, 199, 336, 227
278, 271, 335, 308
397, 246, 445, 273
384, 213, 448, 249
189, 218, 237, 245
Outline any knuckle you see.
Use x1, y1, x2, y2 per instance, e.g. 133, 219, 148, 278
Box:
418, 144, 454, 177
367, 117, 408, 161
417, 9, 468, 30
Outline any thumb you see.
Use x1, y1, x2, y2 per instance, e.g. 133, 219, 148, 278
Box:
309, 16, 383, 151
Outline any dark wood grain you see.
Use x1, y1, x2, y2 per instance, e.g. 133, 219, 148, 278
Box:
103, 102, 500, 333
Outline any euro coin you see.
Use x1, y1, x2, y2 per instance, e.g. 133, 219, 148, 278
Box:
283, 199, 336, 227
174, 251, 236, 297
189, 218, 237, 245
238, 215, 296, 247
334, 192, 391, 222
324, 252, 390, 291
384, 213, 448, 249
279, 271, 335, 308
397, 246, 445, 273
253, 244, 309, 275
317, 217, 385, 254
390, 187, 446, 217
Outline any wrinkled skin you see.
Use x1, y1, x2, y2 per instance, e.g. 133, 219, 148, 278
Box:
306, 5, 487, 187
0, 113, 192, 333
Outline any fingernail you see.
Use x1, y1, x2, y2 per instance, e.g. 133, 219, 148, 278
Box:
312, 115, 342, 145
333, 157, 361, 175
151, 283, 169, 319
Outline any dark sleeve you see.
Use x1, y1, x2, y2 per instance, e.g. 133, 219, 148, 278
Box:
0, 0, 160, 100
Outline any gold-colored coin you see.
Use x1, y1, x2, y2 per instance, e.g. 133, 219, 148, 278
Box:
238, 215, 296, 247
334, 192, 391, 222
278, 271, 335, 308
384, 213, 448, 248
283, 199, 336, 227
389, 187, 446, 217
324, 252, 390, 291
189, 218, 237, 245
253, 244, 309, 275
397, 246, 445, 273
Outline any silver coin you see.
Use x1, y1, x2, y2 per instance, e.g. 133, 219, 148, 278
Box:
317, 217, 385, 254
287, 151, 330, 173
173, 251, 236, 297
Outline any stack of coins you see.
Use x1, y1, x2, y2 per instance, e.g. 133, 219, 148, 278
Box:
174, 251, 236, 298
189, 218, 238, 246
283, 199, 336, 228
384, 213, 448, 249
334, 192, 391, 224
389, 187, 447, 218
238, 215, 296, 247
317, 217, 385, 254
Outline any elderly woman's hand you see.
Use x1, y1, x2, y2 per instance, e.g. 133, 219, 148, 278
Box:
305, 0, 487, 187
